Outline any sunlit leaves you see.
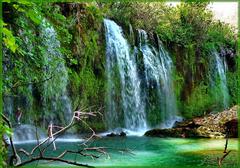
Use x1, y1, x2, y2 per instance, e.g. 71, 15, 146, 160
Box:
2, 27, 18, 53
4, 125, 13, 136
26, 9, 42, 25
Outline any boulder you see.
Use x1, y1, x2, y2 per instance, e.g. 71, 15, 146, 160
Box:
119, 131, 126, 137
106, 133, 117, 137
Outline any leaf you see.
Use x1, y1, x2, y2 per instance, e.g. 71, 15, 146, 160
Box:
5, 125, 13, 136
17, 0, 32, 5
13, 4, 25, 12
2, 0, 11, 3
0, 19, 7, 26
71, 58, 78, 65
26, 9, 42, 25
2, 27, 18, 53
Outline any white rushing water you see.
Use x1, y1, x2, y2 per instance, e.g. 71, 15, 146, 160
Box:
11, 124, 84, 144
104, 19, 147, 131
210, 51, 230, 109
138, 30, 180, 128
40, 19, 72, 126
3, 19, 73, 145
104, 19, 181, 132
3, 18, 73, 129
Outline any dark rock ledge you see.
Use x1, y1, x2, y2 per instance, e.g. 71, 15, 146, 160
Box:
145, 106, 238, 138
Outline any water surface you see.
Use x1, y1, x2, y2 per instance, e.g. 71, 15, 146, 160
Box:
16, 137, 238, 168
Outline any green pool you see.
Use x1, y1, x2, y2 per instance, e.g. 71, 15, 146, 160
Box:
15, 137, 238, 168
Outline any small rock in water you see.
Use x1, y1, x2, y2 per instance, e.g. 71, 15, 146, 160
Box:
106, 133, 117, 137
119, 131, 126, 137
106, 131, 126, 137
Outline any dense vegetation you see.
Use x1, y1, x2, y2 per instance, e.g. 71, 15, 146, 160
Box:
1, 1, 238, 166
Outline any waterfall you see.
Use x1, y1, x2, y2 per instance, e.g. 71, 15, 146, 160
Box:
3, 23, 34, 124
3, 96, 14, 121
104, 19, 181, 132
40, 19, 72, 126
3, 18, 72, 134
13, 124, 46, 142
210, 51, 229, 109
104, 19, 147, 131
138, 30, 179, 128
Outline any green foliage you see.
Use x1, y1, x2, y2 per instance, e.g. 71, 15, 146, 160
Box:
2, 26, 18, 53
173, 71, 184, 114
109, 2, 171, 32
3, 2, 73, 127
3, 2, 46, 96
40, 3, 73, 62
207, 21, 236, 49
182, 83, 215, 118
227, 71, 238, 105
79, 68, 101, 105
0, 119, 13, 167
64, 3, 106, 113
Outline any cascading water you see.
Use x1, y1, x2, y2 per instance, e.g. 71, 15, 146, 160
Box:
40, 19, 72, 126
3, 19, 73, 142
104, 19, 181, 132
138, 30, 179, 128
210, 51, 230, 109
3, 96, 14, 120
13, 124, 46, 142
104, 19, 147, 131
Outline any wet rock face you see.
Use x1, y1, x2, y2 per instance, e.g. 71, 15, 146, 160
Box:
220, 47, 235, 58
220, 46, 236, 71
145, 106, 238, 138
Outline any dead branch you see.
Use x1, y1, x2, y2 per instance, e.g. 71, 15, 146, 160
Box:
15, 156, 94, 168
18, 149, 31, 157
4, 106, 131, 167
56, 149, 100, 159
217, 127, 231, 167
223, 128, 229, 153
35, 124, 43, 157
30, 115, 75, 155
217, 151, 231, 167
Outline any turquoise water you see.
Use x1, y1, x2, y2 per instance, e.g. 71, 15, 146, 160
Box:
15, 137, 238, 168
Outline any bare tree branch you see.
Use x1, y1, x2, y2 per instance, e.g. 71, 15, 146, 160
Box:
15, 156, 94, 168
217, 151, 231, 167
3, 107, 131, 167
217, 126, 232, 167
